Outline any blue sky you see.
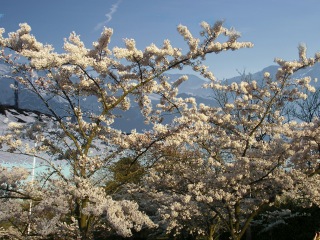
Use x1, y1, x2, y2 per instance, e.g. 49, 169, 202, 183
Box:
1, 0, 320, 79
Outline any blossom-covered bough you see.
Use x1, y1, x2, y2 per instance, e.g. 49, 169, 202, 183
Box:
0, 21, 255, 239
132, 45, 320, 239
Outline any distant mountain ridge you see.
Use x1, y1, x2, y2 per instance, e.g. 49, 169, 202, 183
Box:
1, 62, 320, 131
224, 63, 320, 88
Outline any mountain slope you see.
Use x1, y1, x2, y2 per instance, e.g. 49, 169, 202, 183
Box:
1, 63, 320, 131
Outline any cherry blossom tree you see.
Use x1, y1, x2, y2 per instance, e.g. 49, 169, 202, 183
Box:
0, 21, 253, 239
133, 44, 320, 240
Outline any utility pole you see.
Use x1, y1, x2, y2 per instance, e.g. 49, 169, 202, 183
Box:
27, 140, 37, 235
14, 81, 19, 109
